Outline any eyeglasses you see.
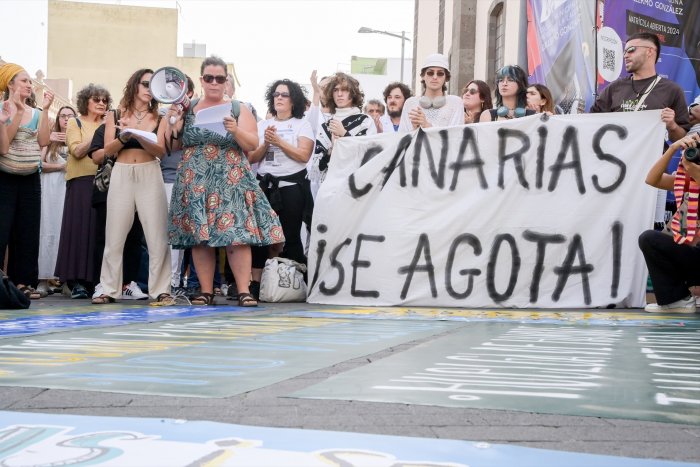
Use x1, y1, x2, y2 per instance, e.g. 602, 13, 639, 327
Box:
140, 80, 150, 88
425, 70, 445, 77
624, 45, 655, 55
498, 76, 515, 83
58, 113, 75, 119
272, 92, 290, 98
464, 88, 479, 95
91, 97, 109, 104
202, 74, 227, 84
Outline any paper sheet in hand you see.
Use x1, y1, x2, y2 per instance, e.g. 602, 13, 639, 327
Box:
121, 128, 157, 144
194, 103, 231, 137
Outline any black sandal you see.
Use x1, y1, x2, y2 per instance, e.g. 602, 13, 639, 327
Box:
191, 292, 215, 306
238, 292, 258, 307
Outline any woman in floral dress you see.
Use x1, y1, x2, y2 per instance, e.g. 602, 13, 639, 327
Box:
165, 56, 283, 306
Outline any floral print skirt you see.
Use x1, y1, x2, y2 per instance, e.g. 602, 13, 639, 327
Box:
169, 143, 284, 249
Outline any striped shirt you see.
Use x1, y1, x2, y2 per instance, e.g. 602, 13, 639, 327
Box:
0, 108, 41, 175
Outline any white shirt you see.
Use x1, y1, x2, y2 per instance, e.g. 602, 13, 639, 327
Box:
257, 117, 315, 180
379, 114, 401, 133
398, 95, 464, 133
304, 104, 331, 139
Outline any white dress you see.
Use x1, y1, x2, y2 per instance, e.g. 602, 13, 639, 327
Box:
38, 147, 67, 279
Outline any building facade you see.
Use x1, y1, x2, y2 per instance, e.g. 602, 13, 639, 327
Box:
412, 0, 526, 95
47, 0, 236, 104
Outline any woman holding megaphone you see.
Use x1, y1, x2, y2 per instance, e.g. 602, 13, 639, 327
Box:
164, 56, 283, 307
91, 68, 173, 305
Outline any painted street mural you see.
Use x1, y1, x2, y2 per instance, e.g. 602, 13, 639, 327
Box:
0, 304, 229, 338
0, 315, 457, 397
0, 411, 693, 467
282, 305, 700, 326
293, 321, 700, 425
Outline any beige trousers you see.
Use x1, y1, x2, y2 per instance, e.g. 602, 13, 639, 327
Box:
100, 160, 171, 299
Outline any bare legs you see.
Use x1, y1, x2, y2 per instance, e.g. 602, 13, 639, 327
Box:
225, 244, 253, 294
191, 245, 216, 294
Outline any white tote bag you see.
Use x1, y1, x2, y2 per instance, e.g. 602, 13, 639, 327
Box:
259, 257, 307, 302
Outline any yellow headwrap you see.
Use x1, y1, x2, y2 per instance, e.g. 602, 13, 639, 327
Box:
0, 63, 26, 94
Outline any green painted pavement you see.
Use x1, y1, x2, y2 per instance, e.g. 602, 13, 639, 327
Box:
292, 321, 700, 424
0, 315, 459, 397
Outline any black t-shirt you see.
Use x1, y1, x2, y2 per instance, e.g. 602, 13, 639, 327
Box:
590, 75, 690, 131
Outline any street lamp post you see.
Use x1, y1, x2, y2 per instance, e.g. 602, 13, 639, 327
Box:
358, 27, 411, 83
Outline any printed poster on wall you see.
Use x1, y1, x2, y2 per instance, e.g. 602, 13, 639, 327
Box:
308, 112, 663, 309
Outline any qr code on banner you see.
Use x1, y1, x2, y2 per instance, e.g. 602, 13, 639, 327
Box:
602, 48, 616, 71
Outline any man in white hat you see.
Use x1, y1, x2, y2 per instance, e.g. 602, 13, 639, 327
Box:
398, 53, 464, 132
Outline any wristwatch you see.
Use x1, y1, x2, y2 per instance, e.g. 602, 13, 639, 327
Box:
118, 133, 129, 144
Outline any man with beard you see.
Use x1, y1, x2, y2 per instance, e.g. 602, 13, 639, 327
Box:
379, 82, 412, 133
590, 32, 689, 142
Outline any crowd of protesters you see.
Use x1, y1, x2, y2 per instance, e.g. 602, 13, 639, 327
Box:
0, 31, 698, 310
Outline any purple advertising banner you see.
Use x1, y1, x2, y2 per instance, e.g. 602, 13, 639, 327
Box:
528, 0, 700, 111
600, 0, 699, 104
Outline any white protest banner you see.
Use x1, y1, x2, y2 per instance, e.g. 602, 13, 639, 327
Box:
307, 111, 665, 308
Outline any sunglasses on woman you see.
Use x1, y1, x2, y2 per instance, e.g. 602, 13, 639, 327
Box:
425, 70, 445, 77
202, 74, 227, 84
58, 113, 76, 119
464, 88, 479, 95
91, 96, 109, 104
272, 92, 290, 98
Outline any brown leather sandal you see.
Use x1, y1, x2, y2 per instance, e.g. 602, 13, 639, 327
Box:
191, 292, 215, 306
150, 293, 177, 307
237, 293, 258, 307
92, 295, 116, 305
18, 285, 41, 300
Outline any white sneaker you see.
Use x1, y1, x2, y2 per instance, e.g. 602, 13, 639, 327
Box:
121, 281, 148, 300
92, 283, 104, 299
644, 296, 697, 313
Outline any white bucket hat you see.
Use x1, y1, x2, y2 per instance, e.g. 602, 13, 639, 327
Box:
421, 53, 450, 73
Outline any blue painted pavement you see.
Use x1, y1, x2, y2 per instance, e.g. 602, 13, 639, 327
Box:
0, 411, 694, 467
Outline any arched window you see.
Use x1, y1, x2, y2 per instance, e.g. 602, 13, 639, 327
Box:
487, 1, 505, 86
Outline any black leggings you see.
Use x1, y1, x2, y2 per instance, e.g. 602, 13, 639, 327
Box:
0, 171, 41, 286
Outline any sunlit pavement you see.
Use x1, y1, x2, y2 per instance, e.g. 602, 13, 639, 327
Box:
1, 295, 699, 465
